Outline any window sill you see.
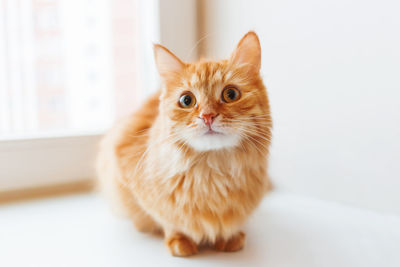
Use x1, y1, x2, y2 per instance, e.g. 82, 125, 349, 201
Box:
0, 134, 101, 192
1, 192, 399, 267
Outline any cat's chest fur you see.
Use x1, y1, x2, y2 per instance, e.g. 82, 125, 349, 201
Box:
138, 143, 266, 242
130, 128, 269, 242
142, 141, 266, 212
148, 142, 256, 194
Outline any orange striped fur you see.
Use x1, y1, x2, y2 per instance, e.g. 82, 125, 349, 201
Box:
97, 32, 272, 256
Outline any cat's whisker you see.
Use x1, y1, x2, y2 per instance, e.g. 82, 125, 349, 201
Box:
236, 130, 265, 153
234, 125, 272, 144
222, 117, 272, 123
220, 120, 272, 137
241, 136, 265, 155
241, 132, 270, 150
240, 131, 272, 144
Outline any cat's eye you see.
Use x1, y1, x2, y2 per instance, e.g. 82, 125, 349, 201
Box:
221, 86, 241, 103
179, 92, 196, 108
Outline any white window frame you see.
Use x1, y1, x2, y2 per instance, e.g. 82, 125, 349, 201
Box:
0, 0, 198, 193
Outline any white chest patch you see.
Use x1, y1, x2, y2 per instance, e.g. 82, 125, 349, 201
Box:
187, 133, 241, 151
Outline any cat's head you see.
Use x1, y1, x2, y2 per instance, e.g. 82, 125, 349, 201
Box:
154, 32, 271, 152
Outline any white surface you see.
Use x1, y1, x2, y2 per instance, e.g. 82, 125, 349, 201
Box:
1, 192, 399, 267
200, 0, 400, 214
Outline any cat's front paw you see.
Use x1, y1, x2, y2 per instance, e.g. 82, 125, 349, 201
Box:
215, 231, 246, 252
165, 233, 198, 257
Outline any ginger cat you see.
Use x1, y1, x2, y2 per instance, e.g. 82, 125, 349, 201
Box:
97, 31, 272, 256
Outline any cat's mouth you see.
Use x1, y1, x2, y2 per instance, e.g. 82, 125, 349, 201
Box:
204, 129, 223, 135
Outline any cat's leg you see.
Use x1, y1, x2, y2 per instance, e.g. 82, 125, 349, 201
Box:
164, 231, 198, 257
214, 231, 246, 252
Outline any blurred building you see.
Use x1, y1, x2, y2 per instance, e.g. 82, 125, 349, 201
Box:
0, 0, 140, 138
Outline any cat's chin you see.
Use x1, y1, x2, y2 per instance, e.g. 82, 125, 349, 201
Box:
186, 133, 241, 151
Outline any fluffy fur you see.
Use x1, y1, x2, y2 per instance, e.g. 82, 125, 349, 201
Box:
97, 31, 272, 256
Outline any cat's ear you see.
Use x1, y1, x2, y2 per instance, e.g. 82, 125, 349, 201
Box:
229, 31, 261, 74
154, 44, 185, 81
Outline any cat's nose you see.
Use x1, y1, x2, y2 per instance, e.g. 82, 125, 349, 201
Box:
200, 113, 218, 126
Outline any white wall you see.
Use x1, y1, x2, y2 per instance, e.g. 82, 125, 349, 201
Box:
201, 0, 400, 214
159, 0, 198, 61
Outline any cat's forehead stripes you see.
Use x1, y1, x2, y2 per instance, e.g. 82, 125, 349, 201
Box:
182, 61, 248, 98
184, 61, 229, 90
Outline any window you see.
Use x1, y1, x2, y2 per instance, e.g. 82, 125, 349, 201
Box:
0, 0, 201, 193
0, 0, 198, 193
0, 0, 159, 139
